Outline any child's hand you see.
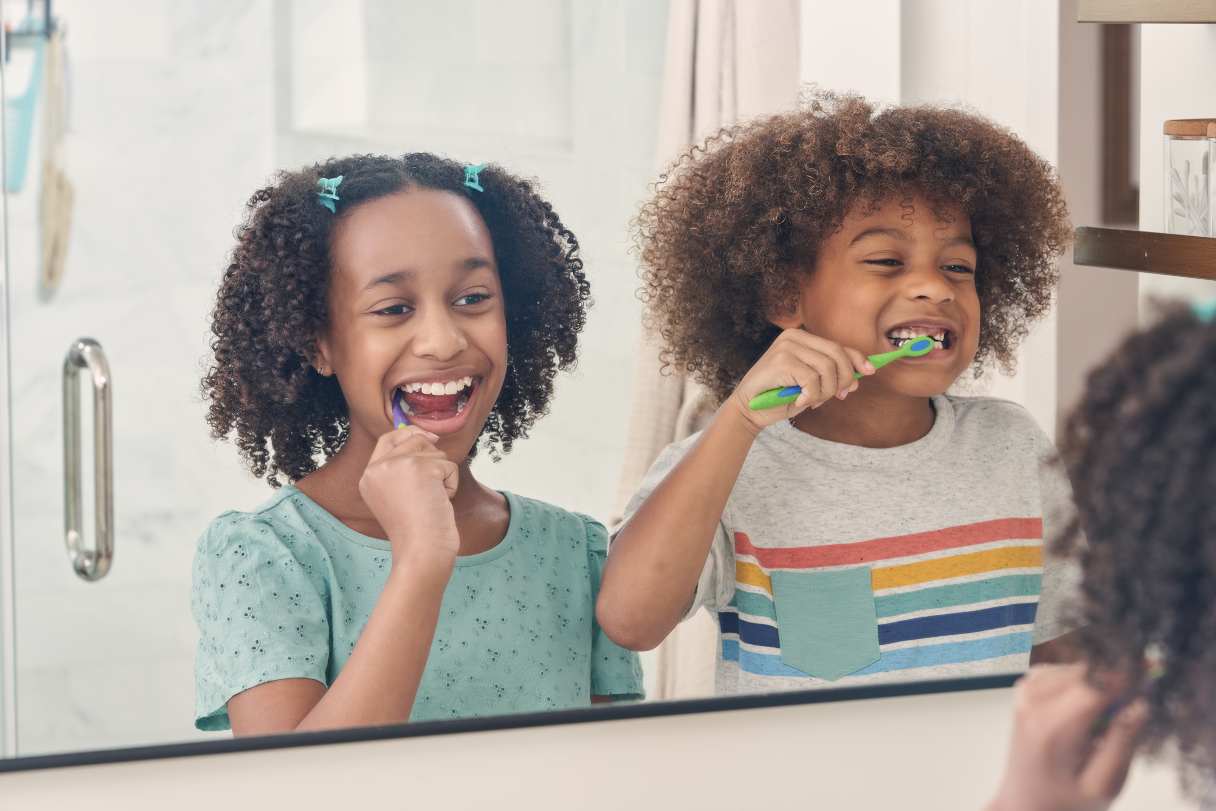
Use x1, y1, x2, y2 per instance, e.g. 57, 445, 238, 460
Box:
729, 329, 873, 432
358, 426, 460, 570
987, 664, 1148, 811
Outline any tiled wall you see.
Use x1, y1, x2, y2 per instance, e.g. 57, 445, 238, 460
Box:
6, 0, 666, 755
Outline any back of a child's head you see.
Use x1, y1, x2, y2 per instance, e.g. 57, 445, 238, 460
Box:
635, 91, 1071, 399
203, 153, 590, 486
1055, 301, 1216, 791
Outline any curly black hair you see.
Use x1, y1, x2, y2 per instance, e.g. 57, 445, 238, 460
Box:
202, 153, 590, 486
1053, 301, 1216, 796
634, 91, 1072, 400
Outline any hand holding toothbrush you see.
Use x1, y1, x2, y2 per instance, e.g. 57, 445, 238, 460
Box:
728, 329, 875, 432
747, 334, 938, 412
359, 390, 461, 570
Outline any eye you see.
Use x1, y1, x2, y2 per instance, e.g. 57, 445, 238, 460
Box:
863, 259, 903, 269
454, 292, 492, 307
943, 264, 975, 275
372, 303, 412, 317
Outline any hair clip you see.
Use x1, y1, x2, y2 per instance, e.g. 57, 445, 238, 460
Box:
1192, 298, 1216, 323
317, 175, 344, 213
463, 163, 486, 193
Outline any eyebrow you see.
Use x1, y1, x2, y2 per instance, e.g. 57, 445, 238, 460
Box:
361, 257, 495, 292
849, 227, 976, 249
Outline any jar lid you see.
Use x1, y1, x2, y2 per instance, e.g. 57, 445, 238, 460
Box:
1163, 119, 1216, 137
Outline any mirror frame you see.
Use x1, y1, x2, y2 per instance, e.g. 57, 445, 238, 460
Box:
0, 674, 1017, 773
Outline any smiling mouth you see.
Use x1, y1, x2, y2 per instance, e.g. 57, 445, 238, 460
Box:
394, 376, 479, 422
886, 327, 955, 351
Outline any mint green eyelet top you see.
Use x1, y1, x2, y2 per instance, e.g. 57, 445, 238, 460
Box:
191, 486, 643, 730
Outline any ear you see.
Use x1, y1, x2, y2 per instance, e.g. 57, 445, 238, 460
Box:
766, 296, 804, 331
312, 336, 335, 376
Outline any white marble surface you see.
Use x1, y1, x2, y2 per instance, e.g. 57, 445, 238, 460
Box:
5, 0, 667, 757
7, 0, 276, 755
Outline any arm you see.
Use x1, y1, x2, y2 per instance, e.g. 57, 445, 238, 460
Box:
597, 329, 872, 651
597, 404, 758, 650
228, 558, 450, 735
228, 426, 460, 735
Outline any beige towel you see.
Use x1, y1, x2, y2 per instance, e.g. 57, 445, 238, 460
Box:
39, 26, 73, 301
613, 0, 800, 700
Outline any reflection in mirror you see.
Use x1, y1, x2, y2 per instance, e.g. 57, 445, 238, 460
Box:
603, 100, 1080, 699
1, 0, 669, 756
0, 0, 1170, 770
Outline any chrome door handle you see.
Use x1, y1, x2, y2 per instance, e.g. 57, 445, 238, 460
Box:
62, 338, 113, 581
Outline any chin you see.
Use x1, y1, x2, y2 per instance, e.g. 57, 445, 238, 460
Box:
882, 374, 958, 399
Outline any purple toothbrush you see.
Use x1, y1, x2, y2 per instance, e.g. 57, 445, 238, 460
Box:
392, 389, 410, 429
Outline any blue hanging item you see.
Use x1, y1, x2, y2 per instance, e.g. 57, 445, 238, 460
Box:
1193, 298, 1216, 323
5, 17, 48, 194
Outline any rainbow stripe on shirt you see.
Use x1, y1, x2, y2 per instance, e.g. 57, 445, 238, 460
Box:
719, 518, 1044, 680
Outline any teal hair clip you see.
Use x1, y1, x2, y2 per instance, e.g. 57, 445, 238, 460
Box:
317, 175, 344, 213
1192, 298, 1216, 323
464, 163, 486, 193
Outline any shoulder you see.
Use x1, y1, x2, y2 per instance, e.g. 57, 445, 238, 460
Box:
635, 431, 705, 488
507, 493, 607, 554
195, 487, 313, 563
945, 394, 1053, 451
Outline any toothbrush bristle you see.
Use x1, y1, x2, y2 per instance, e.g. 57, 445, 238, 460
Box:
392, 389, 410, 428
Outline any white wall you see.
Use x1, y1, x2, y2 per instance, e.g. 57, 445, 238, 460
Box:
799, 0, 900, 104
1137, 23, 1216, 313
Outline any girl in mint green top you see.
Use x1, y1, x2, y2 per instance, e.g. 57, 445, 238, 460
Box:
193, 154, 642, 734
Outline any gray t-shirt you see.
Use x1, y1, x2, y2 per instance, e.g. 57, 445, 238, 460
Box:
620, 395, 1079, 694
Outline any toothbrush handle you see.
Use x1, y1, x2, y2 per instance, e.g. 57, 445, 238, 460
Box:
754, 344, 917, 407
748, 386, 802, 411
853, 347, 906, 379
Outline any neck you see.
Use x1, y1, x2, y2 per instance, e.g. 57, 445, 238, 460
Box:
315, 429, 494, 530
791, 387, 936, 448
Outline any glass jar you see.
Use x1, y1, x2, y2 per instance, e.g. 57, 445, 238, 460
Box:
1164, 118, 1216, 237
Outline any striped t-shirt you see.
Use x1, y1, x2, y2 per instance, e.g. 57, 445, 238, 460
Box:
622, 395, 1078, 693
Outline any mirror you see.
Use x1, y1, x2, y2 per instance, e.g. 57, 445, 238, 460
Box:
0, 0, 1182, 769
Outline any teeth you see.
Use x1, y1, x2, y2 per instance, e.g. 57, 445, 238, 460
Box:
400, 376, 474, 395
887, 326, 950, 348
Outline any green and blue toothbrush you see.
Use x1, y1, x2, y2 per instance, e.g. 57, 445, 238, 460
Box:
748, 335, 937, 411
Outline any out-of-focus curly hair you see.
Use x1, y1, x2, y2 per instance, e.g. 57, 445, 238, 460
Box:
202, 153, 590, 486
635, 91, 1072, 399
1054, 301, 1216, 796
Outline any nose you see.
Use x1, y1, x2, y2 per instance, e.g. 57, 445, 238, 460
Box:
903, 261, 955, 304
410, 305, 468, 361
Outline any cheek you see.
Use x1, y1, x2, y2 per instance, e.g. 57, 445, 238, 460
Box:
801, 282, 881, 341
479, 310, 510, 368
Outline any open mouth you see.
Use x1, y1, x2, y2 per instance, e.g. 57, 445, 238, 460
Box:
393, 376, 479, 424
886, 326, 955, 352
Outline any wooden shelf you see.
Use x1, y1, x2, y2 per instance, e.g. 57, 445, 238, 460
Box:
1078, 0, 1216, 23
1073, 227, 1216, 280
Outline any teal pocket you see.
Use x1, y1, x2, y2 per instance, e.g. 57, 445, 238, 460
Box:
771, 567, 880, 681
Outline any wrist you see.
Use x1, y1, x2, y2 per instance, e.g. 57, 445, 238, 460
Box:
718, 395, 765, 441
389, 549, 456, 583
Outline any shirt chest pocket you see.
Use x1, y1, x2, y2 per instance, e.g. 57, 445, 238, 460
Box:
770, 566, 881, 681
